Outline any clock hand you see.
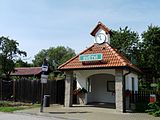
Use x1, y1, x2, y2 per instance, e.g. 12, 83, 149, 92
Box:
98, 35, 102, 40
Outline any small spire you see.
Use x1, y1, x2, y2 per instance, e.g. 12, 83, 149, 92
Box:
90, 21, 110, 36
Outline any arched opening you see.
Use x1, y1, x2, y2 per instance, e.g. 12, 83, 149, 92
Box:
87, 74, 115, 108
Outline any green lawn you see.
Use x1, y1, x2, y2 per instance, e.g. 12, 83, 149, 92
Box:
0, 107, 24, 112
0, 101, 40, 112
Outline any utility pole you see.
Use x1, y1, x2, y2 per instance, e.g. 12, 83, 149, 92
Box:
40, 82, 44, 112
40, 58, 49, 112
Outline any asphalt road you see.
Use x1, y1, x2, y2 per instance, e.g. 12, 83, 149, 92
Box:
0, 112, 67, 120
1, 105, 160, 120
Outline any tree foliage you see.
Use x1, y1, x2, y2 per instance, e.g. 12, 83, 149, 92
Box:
0, 36, 27, 78
140, 25, 160, 79
110, 25, 160, 81
15, 59, 32, 67
110, 26, 140, 64
32, 46, 76, 70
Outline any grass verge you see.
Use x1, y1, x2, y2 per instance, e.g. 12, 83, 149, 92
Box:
0, 101, 40, 112
0, 107, 24, 112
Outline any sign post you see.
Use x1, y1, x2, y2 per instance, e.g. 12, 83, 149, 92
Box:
40, 59, 49, 113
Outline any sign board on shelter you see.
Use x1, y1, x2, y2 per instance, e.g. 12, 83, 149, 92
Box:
79, 53, 103, 62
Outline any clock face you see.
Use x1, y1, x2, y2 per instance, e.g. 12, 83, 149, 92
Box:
95, 33, 106, 44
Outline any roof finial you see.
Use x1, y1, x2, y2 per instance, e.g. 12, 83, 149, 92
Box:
98, 21, 102, 24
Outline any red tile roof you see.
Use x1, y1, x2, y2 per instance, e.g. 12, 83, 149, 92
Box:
58, 43, 141, 73
11, 67, 41, 76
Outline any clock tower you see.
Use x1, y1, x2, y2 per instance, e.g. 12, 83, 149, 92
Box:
90, 21, 111, 44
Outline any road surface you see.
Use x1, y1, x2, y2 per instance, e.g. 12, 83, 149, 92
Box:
0, 112, 68, 120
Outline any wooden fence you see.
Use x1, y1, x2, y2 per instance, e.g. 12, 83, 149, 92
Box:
0, 80, 13, 100
0, 79, 65, 104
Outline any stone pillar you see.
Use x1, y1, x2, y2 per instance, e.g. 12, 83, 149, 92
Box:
64, 71, 73, 107
115, 69, 124, 112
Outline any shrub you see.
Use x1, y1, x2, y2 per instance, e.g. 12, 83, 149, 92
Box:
146, 102, 160, 117
0, 101, 10, 107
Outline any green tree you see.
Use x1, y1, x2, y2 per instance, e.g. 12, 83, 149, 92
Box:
15, 59, 32, 67
0, 36, 27, 79
32, 46, 76, 69
32, 49, 47, 67
110, 27, 140, 64
140, 25, 160, 81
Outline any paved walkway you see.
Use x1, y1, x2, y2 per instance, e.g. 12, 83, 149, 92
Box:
14, 104, 160, 120
0, 112, 63, 120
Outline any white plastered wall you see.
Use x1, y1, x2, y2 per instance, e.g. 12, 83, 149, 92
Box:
74, 69, 138, 105
88, 74, 115, 103
74, 69, 115, 89
74, 69, 115, 104
124, 70, 138, 92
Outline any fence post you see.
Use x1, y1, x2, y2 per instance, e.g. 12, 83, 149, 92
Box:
13, 80, 16, 101
0, 79, 2, 100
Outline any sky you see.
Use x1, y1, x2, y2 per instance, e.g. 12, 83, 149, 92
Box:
0, 0, 160, 63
